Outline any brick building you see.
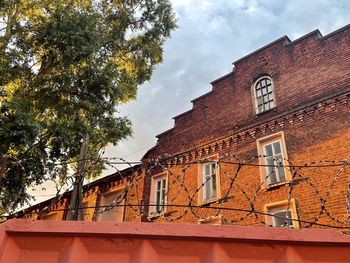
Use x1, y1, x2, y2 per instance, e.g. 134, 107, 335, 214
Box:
15, 25, 350, 229
17, 166, 145, 223
141, 24, 350, 228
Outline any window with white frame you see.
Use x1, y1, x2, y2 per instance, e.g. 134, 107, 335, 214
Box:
270, 208, 293, 227
254, 76, 275, 114
264, 140, 285, 184
150, 174, 167, 215
265, 199, 299, 228
155, 177, 166, 213
202, 162, 218, 201
97, 190, 125, 222
257, 132, 289, 186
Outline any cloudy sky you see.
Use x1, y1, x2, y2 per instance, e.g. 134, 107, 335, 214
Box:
103, 0, 350, 171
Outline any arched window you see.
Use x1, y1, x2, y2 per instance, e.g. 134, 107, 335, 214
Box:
254, 76, 275, 114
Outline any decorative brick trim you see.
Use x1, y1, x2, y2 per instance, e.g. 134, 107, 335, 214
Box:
155, 91, 349, 165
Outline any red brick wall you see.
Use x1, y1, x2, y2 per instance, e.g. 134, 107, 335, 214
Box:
144, 99, 350, 226
148, 25, 350, 158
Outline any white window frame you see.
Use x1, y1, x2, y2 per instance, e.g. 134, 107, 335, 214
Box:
257, 132, 290, 187
97, 188, 125, 222
198, 215, 223, 225
149, 173, 168, 215
198, 156, 221, 204
252, 76, 276, 114
265, 199, 299, 228
203, 162, 217, 201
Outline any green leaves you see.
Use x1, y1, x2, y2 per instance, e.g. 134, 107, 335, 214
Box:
0, 0, 176, 213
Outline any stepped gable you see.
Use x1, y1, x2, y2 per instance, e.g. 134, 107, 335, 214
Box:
143, 25, 350, 160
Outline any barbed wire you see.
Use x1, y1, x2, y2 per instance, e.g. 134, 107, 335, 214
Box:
11, 203, 350, 229
6, 154, 350, 231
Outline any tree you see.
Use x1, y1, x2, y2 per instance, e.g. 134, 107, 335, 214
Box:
0, 0, 176, 216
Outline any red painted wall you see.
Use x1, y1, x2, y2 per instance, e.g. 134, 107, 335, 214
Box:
1, 220, 350, 262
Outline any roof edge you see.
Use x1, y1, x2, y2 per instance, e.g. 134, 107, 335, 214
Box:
173, 109, 193, 120
322, 23, 350, 40
210, 71, 234, 85
232, 24, 350, 66
285, 29, 322, 47
232, 35, 291, 65
190, 91, 213, 103
156, 127, 174, 138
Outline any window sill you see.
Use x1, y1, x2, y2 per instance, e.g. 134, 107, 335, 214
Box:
147, 210, 171, 220
254, 106, 278, 118
266, 180, 288, 190
264, 177, 306, 190
200, 197, 220, 206
267, 224, 296, 229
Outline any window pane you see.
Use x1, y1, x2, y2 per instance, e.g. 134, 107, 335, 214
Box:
205, 178, 211, 200
155, 178, 166, 213
276, 155, 286, 182
268, 168, 277, 184
278, 166, 286, 182
266, 156, 276, 183
273, 211, 292, 227
161, 188, 165, 204
273, 142, 281, 154
156, 191, 163, 213
211, 163, 216, 174
255, 78, 274, 113
156, 190, 161, 204
98, 192, 124, 222
265, 144, 273, 156
267, 156, 274, 164
273, 212, 286, 227
205, 165, 210, 176
257, 97, 263, 105
211, 173, 217, 198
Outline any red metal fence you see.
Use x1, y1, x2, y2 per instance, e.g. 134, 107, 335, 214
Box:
1, 220, 350, 262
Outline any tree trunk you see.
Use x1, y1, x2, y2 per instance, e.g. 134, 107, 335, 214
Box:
0, 156, 8, 184
66, 133, 89, 221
